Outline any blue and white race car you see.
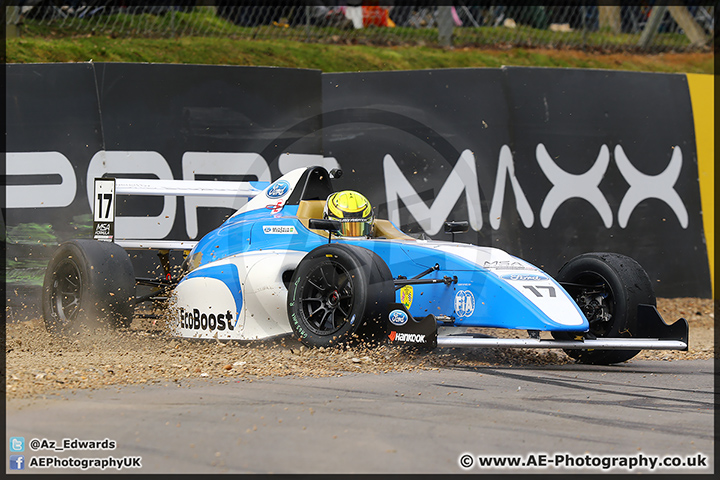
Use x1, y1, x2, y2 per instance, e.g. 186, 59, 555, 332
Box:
42, 166, 688, 365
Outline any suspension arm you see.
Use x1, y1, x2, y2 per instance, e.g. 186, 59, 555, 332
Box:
394, 275, 458, 289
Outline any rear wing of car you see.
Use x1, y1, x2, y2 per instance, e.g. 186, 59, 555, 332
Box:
92, 177, 270, 251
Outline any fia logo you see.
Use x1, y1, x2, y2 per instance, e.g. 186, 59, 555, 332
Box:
454, 290, 475, 317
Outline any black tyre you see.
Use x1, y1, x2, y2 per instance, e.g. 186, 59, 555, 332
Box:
287, 244, 395, 348
42, 240, 136, 334
552, 252, 655, 365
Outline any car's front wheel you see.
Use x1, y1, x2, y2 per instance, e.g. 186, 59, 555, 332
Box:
552, 252, 656, 365
287, 244, 394, 348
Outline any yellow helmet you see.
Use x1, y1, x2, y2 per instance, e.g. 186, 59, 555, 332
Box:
324, 190, 374, 237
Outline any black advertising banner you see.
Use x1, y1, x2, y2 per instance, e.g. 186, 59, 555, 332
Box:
5, 63, 105, 311
90, 63, 322, 241
322, 68, 511, 242
5, 63, 322, 318
321, 68, 710, 298
3, 63, 711, 320
5, 63, 103, 235
501, 67, 709, 298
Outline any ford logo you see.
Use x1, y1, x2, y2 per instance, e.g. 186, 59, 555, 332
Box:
388, 309, 408, 326
501, 273, 548, 282
266, 180, 290, 199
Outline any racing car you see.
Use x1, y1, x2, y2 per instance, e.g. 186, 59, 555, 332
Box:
42, 165, 688, 365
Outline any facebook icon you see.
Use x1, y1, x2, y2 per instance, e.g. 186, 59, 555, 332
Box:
9, 455, 25, 470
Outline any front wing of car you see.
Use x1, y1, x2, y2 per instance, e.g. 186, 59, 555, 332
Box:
387, 302, 689, 352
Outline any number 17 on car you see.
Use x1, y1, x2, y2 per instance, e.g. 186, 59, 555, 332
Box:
93, 178, 116, 242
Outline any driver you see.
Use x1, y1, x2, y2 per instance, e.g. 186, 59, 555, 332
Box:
323, 190, 374, 237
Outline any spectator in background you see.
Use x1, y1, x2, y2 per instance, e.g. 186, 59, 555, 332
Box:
340, 1, 396, 29
341, 0, 363, 29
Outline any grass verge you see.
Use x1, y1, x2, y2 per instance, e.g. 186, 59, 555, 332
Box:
6, 35, 714, 74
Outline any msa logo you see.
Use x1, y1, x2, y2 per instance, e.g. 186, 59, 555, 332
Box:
484, 261, 531, 271
389, 331, 426, 343
94, 223, 111, 235
266, 180, 290, 199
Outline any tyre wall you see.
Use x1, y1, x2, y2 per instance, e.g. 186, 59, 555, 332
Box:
3, 64, 713, 317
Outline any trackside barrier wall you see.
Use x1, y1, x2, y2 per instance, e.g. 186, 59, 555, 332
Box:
321, 67, 712, 299
3, 63, 713, 320
685, 73, 714, 294
4, 63, 323, 318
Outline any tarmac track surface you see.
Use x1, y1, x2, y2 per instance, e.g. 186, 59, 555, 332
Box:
5, 359, 714, 474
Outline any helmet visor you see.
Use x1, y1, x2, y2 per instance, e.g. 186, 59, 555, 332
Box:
339, 219, 372, 237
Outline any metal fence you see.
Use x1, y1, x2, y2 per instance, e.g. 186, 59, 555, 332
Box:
6, 2, 716, 53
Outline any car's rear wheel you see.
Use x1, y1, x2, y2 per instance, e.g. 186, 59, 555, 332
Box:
552, 252, 655, 365
42, 239, 136, 335
287, 244, 394, 348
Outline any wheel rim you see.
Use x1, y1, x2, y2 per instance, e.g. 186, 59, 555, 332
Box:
50, 258, 83, 326
298, 260, 354, 336
567, 272, 614, 337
